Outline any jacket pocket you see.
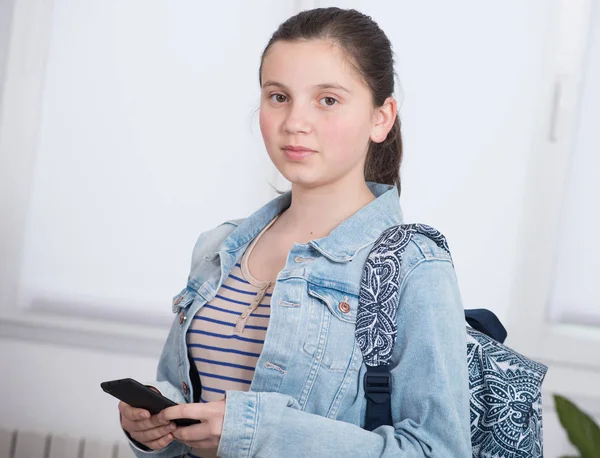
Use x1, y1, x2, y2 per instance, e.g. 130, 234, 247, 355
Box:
302, 282, 361, 372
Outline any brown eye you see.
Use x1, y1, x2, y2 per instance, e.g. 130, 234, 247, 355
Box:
320, 97, 338, 107
270, 94, 287, 103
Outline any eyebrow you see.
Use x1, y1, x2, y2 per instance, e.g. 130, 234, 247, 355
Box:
261, 81, 351, 94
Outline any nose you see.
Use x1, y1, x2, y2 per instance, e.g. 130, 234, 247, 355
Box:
283, 102, 312, 135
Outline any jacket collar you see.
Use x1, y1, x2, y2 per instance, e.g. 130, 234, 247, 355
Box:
217, 181, 403, 263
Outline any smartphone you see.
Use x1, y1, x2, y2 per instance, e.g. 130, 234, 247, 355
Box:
101, 377, 200, 427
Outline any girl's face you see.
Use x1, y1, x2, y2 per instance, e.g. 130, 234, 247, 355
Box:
259, 39, 390, 189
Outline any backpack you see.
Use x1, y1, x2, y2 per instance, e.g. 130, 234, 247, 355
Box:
356, 223, 548, 457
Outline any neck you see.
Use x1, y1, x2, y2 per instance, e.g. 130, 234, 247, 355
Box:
277, 174, 376, 242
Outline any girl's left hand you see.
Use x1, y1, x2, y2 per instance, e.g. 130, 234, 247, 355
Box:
158, 398, 226, 449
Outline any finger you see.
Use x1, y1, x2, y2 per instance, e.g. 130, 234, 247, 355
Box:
159, 404, 203, 423
118, 401, 151, 421
144, 432, 175, 451
133, 422, 177, 444
172, 422, 211, 443
127, 414, 172, 433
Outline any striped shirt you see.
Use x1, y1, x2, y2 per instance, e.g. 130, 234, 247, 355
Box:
185, 215, 279, 458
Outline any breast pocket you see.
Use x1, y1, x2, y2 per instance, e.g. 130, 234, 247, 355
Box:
302, 282, 362, 372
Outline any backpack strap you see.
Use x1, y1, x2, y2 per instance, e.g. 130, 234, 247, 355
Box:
362, 365, 393, 431
356, 223, 450, 431
464, 308, 507, 343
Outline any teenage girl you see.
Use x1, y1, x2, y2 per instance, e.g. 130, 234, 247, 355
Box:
118, 7, 471, 458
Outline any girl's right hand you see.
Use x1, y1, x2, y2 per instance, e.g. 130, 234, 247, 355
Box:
119, 401, 177, 450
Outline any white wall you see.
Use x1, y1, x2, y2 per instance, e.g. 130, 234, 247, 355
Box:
0, 337, 158, 440
0, 0, 596, 456
0, 0, 14, 113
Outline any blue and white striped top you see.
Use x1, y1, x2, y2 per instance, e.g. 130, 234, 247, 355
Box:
185, 215, 278, 458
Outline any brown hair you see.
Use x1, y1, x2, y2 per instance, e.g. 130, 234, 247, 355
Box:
259, 7, 402, 195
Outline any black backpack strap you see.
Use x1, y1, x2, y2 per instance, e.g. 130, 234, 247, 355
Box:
363, 364, 393, 431
464, 308, 507, 343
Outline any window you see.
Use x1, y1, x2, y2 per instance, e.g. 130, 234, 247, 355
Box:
0, 0, 292, 352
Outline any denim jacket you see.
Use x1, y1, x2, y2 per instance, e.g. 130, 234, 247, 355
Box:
127, 182, 472, 457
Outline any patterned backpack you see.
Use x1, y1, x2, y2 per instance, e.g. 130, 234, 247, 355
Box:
356, 224, 548, 457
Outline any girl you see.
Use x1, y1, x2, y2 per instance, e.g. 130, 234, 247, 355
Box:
119, 7, 471, 458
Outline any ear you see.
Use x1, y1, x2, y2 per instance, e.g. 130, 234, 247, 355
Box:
370, 97, 397, 143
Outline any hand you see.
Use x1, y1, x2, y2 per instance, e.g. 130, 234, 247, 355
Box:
119, 399, 177, 450
159, 398, 226, 449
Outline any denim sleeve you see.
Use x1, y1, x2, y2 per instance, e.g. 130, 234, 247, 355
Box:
217, 258, 472, 457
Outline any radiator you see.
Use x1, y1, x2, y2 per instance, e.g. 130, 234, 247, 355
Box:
0, 428, 135, 458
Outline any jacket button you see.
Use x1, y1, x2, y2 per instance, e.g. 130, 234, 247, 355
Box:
182, 382, 189, 395
338, 301, 351, 313
179, 311, 186, 325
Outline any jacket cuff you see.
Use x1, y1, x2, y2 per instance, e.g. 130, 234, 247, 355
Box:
217, 390, 259, 458
124, 434, 187, 457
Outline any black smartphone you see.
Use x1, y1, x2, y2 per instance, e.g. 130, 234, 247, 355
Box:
101, 377, 200, 427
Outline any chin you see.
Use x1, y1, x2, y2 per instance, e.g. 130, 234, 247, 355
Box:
270, 155, 332, 189
287, 175, 329, 190
275, 162, 308, 180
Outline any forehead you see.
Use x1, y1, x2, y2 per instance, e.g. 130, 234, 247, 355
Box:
261, 39, 361, 89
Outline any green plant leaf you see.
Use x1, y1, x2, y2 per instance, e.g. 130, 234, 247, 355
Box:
554, 394, 600, 458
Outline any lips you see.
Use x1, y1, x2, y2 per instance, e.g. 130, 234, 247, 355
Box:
283, 145, 316, 152
282, 145, 316, 161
